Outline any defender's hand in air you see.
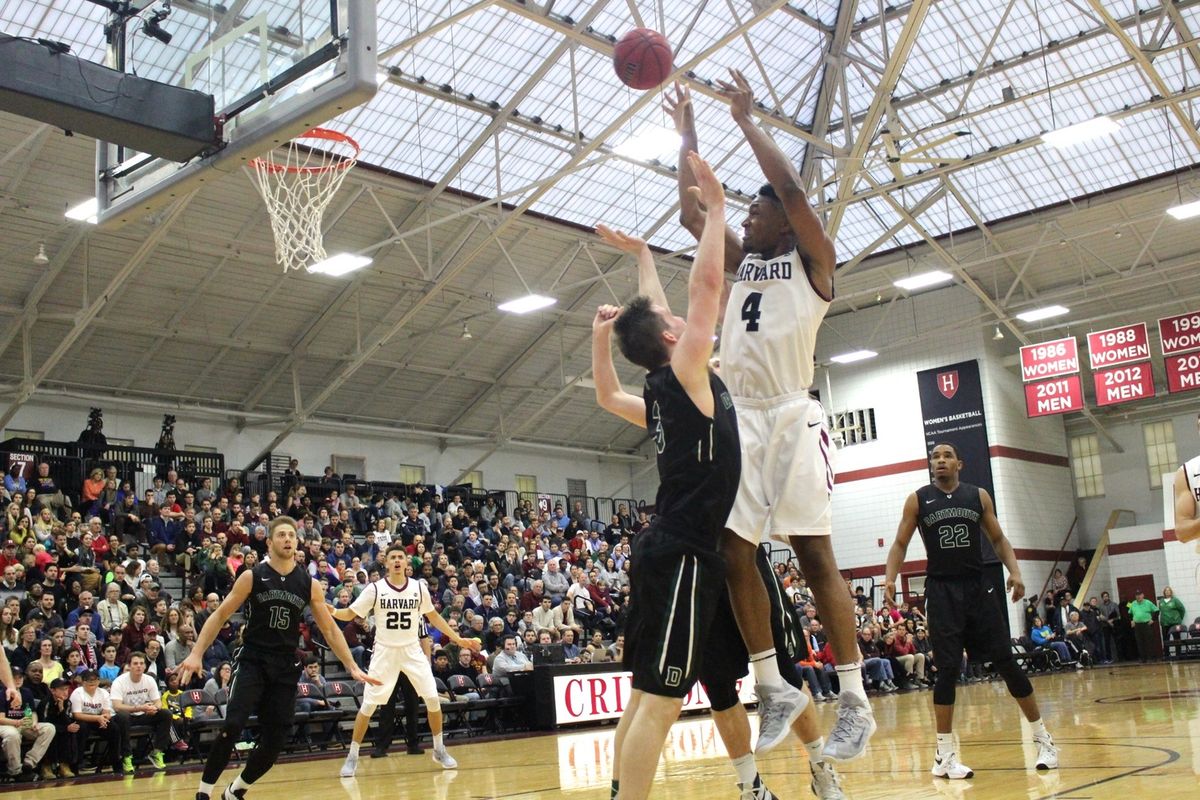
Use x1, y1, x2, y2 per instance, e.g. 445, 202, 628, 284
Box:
686, 152, 724, 208
457, 637, 482, 652
663, 81, 694, 133
596, 224, 647, 255
594, 304, 621, 334
715, 69, 755, 123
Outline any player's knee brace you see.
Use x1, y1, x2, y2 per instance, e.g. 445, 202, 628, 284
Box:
358, 702, 377, 718
993, 658, 1033, 699
423, 695, 441, 713
933, 668, 957, 705
706, 683, 739, 713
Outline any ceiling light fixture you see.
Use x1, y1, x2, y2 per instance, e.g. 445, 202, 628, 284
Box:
1015, 305, 1069, 322
893, 270, 953, 291
65, 198, 99, 224
33, 243, 49, 265
1166, 199, 1200, 220
461, 322, 473, 340
307, 253, 372, 277
498, 294, 557, 314
829, 350, 878, 364
612, 124, 681, 161
1041, 116, 1119, 149
993, 325, 1005, 340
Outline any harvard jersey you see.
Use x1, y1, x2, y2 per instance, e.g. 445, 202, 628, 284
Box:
241, 562, 312, 658
644, 365, 740, 550
915, 482, 986, 578
720, 246, 829, 400
1185, 455, 1200, 504
350, 577, 432, 648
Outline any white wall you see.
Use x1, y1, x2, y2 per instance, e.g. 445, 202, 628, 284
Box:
2, 396, 650, 502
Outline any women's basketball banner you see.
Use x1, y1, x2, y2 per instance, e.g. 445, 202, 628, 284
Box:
916, 360, 998, 564
1086, 323, 1150, 369
1158, 310, 1200, 355
1018, 337, 1079, 381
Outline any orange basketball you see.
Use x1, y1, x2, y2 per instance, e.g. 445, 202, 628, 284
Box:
613, 28, 674, 90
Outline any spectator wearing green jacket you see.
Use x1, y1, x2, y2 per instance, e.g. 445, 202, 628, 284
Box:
1127, 590, 1159, 663
1159, 587, 1186, 655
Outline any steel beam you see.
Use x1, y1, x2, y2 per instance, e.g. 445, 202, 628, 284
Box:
798, 1, 858, 190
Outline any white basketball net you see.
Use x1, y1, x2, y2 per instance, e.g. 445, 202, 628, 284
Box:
250, 128, 360, 272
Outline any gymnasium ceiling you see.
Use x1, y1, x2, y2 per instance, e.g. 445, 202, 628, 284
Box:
2, 0, 1200, 469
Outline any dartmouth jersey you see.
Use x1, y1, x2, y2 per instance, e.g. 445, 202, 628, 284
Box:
720, 246, 829, 400
1185, 455, 1200, 504
644, 365, 740, 549
915, 482, 986, 578
349, 577, 432, 649
241, 562, 312, 658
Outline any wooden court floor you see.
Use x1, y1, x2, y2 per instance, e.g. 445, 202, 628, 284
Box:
7, 662, 1197, 799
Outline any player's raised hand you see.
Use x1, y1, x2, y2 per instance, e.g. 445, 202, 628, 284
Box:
596, 224, 647, 255
457, 636, 482, 653
176, 652, 203, 686
1007, 574, 1025, 604
350, 665, 382, 686
662, 81, 694, 134
715, 68, 754, 123
686, 152, 724, 209
593, 304, 621, 334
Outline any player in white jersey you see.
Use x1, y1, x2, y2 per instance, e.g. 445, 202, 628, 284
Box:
667, 71, 874, 761
330, 544, 480, 777
1173, 413, 1200, 544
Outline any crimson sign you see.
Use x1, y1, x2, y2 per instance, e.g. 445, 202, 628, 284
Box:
1166, 352, 1200, 394
1019, 337, 1079, 382
1024, 375, 1084, 417
1092, 363, 1155, 407
1087, 323, 1150, 369
1158, 311, 1200, 356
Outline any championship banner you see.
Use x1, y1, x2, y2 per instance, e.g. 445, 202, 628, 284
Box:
1158, 310, 1200, 356
1024, 375, 1085, 417
917, 360, 998, 564
1166, 352, 1200, 394
1093, 363, 1155, 406
1087, 323, 1150, 369
1019, 337, 1078, 382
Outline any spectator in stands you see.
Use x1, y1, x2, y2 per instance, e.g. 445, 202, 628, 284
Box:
0, 667, 55, 782
1030, 616, 1071, 666
857, 627, 897, 692
551, 597, 581, 638
1052, 594, 1080, 637
1128, 589, 1159, 663
120, 606, 151, 659
1064, 612, 1093, 667
34, 638, 63, 684
542, 560, 569, 605
69, 670, 122, 774
39, 677, 77, 778
797, 626, 836, 701
1159, 587, 1186, 655
3, 467, 26, 501
99, 644, 121, 683
1048, 568, 1069, 602
9, 626, 37, 672
884, 630, 925, 688
491, 635, 532, 678
165, 626, 196, 673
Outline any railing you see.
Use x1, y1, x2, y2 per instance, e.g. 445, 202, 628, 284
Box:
1075, 509, 1134, 602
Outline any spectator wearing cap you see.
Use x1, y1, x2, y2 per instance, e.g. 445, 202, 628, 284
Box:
69, 670, 122, 774
66, 590, 105, 642
29, 594, 63, 631
0, 665, 55, 782
39, 677, 79, 778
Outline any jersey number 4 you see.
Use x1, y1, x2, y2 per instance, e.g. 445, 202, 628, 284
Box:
385, 610, 413, 630
741, 291, 763, 331
937, 524, 970, 549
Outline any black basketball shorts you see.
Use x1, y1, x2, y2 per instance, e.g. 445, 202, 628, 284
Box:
925, 575, 1011, 670
224, 648, 304, 730
624, 527, 725, 699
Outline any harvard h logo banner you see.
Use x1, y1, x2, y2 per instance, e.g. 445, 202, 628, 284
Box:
938, 370, 959, 399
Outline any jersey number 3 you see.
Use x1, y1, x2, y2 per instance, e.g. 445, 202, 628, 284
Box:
386, 610, 413, 630
937, 524, 970, 549
741, 291, 763, 332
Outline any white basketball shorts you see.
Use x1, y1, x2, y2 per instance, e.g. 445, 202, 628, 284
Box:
362, 641, 439, 706
725, 393, 834, 543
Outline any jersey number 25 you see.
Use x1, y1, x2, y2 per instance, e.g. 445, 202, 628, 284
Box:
385, 610, 413, 630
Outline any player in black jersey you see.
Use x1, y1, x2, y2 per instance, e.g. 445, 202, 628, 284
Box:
592, 152, 739, 800
885, 443, 1057, 781
178, 516, 378, 800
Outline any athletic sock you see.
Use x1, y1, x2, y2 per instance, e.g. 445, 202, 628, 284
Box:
834, 663, 867, 701
803, 737, 824, 762
433, 733, 444, 751
750, 650, 783, 687
231, 775, 251, 793
200, 782, 216, 797
731, 753, 758, 786
610, 779, 619, 800
1030, 718, 1048, 738
935, 733, 954, 756
348, 742, 360, 757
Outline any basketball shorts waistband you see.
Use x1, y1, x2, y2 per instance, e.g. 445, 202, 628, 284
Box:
730, 391, 818, 411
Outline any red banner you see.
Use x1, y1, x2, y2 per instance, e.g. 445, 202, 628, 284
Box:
1019, 337, 1079, 382
1024, 375, 1084, 417
1093, 363, 1155, 406
1158, 311, 1200, 356
1166, 352, 1200, 394
1087, 323, 1150, 369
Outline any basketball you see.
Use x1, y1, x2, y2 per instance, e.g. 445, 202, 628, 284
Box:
613, 28, 674, 90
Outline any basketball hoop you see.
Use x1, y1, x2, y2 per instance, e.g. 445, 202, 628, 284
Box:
249, 127, 360, 272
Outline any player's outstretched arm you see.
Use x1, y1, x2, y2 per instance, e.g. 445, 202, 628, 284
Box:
716, 68, 835, 297
591, 305, 647, 428
671, 152, 725, 407
178, 570, 253, 685
309, 581, 381, 685
665, 81, 744, 273
885, 493, 920, 601
979, 489, 1025, 602
596, 224, 670, 314
1173, 467, 1200, 542
325, 604, 361, 622
0, 648, 18, 706
423, 609, 480, 652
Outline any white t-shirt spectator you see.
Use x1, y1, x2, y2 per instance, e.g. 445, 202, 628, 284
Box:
110, 672, 161, 714
70, 686, 113, 716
